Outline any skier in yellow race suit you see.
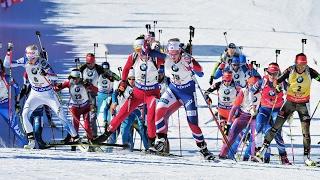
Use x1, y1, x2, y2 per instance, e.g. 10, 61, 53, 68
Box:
257, 53, 320, 166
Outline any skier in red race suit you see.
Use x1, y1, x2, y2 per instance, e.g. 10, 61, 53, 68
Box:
93, 36, 166, 147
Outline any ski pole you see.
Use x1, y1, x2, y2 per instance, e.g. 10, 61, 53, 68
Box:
35, 31, 44, 51
7, 44, 13, 147
288, 116, 295, 164
105, 47, 109, 62
223, 32, 229, 46
310, 100, 320, 119
145, 24, 151, 33
188, 26, 195, 55
93, 43, 98, 56
301, 39, 307, 53
117, 67, 122, 79
178, 107, 182, 157
35, 31, 48, 60
153, 21, 157, 35
216, 115, 221, 150
239, 46, 243, 55
74, 58, 80, 70
158, 29, 162, 42
275, 49, 281, 63
237, 115, 254, 160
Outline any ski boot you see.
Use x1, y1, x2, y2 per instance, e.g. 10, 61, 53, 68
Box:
243, 156, 249, 161
151, 133, 170, 153
264, 157, 270, 163
92, 131, 112, 144
304, 155, 317, 167
24, 133, 36, 149
146, 137, 156, 152
280, 153, 292, 165
37, 139, 48, 149
218, 155, 227, 160
63, 134, 72, 144
254, 142, 269, 162
197, 141, 215, 160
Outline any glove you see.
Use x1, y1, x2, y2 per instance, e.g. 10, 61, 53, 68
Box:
90, 104, 96, 112
248, 63, 254, 70
39, 69, 47, 76
110, 103, 117, 116
15, 103, 21, 113
218, 63, 226, 70
7, 42, 13, 51
212, 107, 218, 116
205, 95, 212, 105
224, 123, 231, 135
118, 80, 127, 93
182, 54, 192, 64
250, 108, 257, 116
209, 76, 214, 85
54, 83, 62, 91
275, 85, 282, 93
83, 79, 92, 86
185, 43, 192, 54
39, 50, 48, 60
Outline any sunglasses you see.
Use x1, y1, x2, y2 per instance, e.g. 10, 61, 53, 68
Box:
128, 78, 135, 80
267, 71, 278, 76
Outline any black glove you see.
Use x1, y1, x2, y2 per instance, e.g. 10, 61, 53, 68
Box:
15, 103, 21, 113
275, 85, 282, 93
204, 95, 212, 105
224, 123, 231, 136
209, 76, 214, 85
39, 69, 47, 76
83, 79, 92, 86
39, 50, 48, 60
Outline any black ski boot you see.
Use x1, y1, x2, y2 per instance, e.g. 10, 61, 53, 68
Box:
63, 134, 72, 144
197, 141, 215, 160
92, 131, 112, 144
151, 133, 170, 153
280, 152, 292, 165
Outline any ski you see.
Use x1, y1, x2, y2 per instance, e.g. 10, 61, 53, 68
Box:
47, 142, 129, 148
250, 155, 263, 163
145, 150, 182, 157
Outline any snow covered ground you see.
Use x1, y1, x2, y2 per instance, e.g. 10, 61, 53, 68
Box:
1, 0, 320, 179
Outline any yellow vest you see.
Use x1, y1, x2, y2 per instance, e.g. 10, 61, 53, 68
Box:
287, 67, 311, 103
